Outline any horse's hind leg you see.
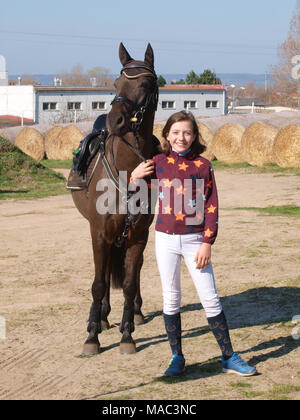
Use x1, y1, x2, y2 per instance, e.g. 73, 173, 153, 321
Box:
82, 235, 109, 355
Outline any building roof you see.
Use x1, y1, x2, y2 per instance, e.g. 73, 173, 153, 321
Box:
0, 115, 34, 128
35, 86, 115, 92
160, 84, 226, 91
34, 84, 226, 93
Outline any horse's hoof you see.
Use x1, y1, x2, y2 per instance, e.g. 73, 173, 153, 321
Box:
134, 314, 145, 326
101, 320, 110, 331
82, 342, 100, 356
120, 342, 136, 355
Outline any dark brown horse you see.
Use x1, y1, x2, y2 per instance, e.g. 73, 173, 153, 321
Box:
71, 43, 158, 355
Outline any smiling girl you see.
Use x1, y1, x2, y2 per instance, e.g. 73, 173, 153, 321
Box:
131, 111, 256, 378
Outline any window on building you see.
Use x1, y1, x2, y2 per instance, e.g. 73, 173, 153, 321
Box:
206, 101, 219, 109
92, 102, 106, 110
68, 102, 82, 110
162, 101, 175, 109
43, 102, 57, 111
184, 101, 197, 109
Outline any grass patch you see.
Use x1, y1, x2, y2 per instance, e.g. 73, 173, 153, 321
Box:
233, 205, 300, 217
41, 159, 72, 169
0, 136, 69, 200
213, 161, 300, 176
267, 384, 300, 400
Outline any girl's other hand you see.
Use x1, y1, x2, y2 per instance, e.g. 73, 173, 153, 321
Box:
131, 160, 155, 180
194, 243, 211, 270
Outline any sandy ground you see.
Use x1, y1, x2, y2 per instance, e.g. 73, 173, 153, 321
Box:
0, 169, 299, 400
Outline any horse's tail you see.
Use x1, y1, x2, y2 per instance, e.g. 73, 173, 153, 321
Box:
110, 241, 126, 289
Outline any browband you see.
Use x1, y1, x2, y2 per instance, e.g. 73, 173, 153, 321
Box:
121, 64, 157, 79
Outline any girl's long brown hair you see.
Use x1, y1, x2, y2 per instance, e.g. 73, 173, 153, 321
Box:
159, 111, 206, 156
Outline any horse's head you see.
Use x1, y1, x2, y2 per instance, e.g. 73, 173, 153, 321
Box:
107, 43, 158, 136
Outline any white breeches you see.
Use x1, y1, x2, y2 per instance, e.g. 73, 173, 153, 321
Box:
155, 231, 223, 318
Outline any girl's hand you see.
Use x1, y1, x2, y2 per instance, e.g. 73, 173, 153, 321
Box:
194, 243, 211, 270
131, 160, 155, 180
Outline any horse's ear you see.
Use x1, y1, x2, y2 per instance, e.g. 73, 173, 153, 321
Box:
119, 43, 133, 67
144, 43, 154, 68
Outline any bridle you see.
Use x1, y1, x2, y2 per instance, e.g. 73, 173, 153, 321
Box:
106, 63, 158, 174
111, 63, 158, 132
101, 64, 158, 247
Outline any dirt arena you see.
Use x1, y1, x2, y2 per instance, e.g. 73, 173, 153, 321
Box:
0, 168, 299, 400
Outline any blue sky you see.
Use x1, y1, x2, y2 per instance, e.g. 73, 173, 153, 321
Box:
1, 0, 297, 75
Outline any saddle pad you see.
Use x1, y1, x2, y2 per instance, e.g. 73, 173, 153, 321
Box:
67, 153, 101, 190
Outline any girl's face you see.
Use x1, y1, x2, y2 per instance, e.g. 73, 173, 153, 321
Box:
166, 120, 196, 154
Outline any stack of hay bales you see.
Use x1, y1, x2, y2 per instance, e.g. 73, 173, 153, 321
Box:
197, 122, 215, 160
14, 127, 45, 161
45, 125, 84, 160
241, 122, 278, 166
211, 124, 245, 163
273, 125, 300, 168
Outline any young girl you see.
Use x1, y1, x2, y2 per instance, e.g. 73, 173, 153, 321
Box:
131, 111, 256, 377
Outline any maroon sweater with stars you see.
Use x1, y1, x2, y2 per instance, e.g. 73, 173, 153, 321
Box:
151, 149, 219, 245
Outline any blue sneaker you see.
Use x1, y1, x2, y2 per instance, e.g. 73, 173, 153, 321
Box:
222, 353, 257, 377
164, 354, 185, 377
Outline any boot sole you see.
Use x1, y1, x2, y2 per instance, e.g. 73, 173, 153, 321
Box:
222, 368, 257, 377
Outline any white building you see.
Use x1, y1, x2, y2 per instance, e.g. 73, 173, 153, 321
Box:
0, 85, 35, 121
158, 84, 227, 119
34, 86, 115, 124
35, 84, 227, 124
0, 83, 227, 126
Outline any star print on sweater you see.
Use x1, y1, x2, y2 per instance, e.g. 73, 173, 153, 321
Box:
152, 149, 219, 245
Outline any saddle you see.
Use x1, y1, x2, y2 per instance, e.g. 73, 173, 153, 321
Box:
67, 114, 108, 190
67, 113, 161, 191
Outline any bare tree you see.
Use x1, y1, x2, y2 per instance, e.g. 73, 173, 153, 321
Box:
87, 66, 114, 86
59, 64, 113, 87
270, 0, 300, 106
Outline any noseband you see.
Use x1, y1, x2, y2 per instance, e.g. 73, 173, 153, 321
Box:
110, 64, 159, 130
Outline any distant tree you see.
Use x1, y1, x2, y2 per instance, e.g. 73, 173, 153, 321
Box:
186, 70, 200, 84
87, 66, 114, 86
157, 75, 167, 87
170, 78, 185, 85
60, 64, 113, 86
270, 0, 300, 106
60, 64, 89, 86
198, 69, 222, 85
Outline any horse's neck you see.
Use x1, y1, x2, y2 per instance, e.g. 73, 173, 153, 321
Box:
138, 112, 155, 158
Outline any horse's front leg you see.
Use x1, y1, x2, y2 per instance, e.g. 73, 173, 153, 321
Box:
82, 234, 109, 355
101, 271, 111, 331
133, 254, 145, 326
119, 243, 145, 354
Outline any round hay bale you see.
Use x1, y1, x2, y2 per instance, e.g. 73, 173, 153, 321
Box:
273, 125, 300, 168
241, 122, 278, 166
197, 122, 215, 160
211, 124, 245, 163
14, 127, 45, 161
45, 125, 84, 160
44, 126, 63, 159
153, 124, 164, 144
